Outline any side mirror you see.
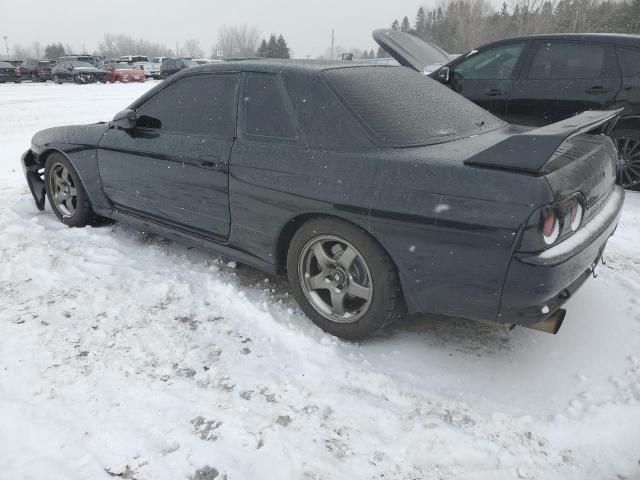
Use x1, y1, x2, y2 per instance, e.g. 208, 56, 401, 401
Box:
112, 109, 137, 131
436, 66, 450, 83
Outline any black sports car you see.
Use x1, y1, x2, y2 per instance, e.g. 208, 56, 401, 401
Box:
21, 59, 624, 340
52, 61, 107, 84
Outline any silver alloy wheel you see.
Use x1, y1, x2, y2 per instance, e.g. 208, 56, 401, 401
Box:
48, 162, 78, 218
615, 136, 640, 188
298, 235, 373, 324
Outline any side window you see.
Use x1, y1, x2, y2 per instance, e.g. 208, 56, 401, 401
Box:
617, 47, 640, 77
135, 74, 239, 137
529, 42, 616, 79
243, 74, 296, 140
454, 43, 525, 80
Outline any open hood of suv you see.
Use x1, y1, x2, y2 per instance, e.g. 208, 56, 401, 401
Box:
372, 29, 450, 73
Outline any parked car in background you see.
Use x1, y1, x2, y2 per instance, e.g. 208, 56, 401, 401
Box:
148, 57, 165, 78
118, 55, 159, 78
52, 61, 107, 84
21, 60, 623, 340
6, 59, 23, 67
424, 33, 640, 188
19, 58, 55, 82
103, 63, 146, 83
160, 58, 198, 79
59, 55, 100, 67
0, 61, 21, 83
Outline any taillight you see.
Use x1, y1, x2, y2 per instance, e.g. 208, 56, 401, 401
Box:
569, 199, 584, 232
518, 193, 586, 252
542, 210, 560, 245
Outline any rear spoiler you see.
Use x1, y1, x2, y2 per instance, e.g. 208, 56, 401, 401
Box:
465, 109, 623, 175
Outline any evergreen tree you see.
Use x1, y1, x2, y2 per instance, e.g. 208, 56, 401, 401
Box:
369, 49, 375, 58
415, 7, 427, 38
257, 39, 268, 57
44, 43, 65, 60
266, 34, 277, 57
401, 16, 411, 32
391, 19, 400, 31
275, 35, 290, 59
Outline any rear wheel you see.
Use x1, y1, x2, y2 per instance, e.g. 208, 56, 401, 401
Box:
287, 218, 404, 340
612, 129, 640, 189
53, 74, 62, 84
44, 153, 97, 227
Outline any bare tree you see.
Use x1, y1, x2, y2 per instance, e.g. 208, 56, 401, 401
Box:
184, 39, 204, 58
12, 44, 33, 59
214, 25, 261, 58
32, 41, 42, 58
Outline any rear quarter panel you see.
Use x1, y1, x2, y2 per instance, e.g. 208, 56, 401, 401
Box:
229, 132, 553, 322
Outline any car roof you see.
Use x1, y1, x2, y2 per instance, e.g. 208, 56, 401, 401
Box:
480, 33, 640, 49
173, 58, 397, 76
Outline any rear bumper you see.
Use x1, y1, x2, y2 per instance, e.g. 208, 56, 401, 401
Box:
498, 186, 624, 326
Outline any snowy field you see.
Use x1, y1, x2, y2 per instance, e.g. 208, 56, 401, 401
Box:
0, 81, 639, 480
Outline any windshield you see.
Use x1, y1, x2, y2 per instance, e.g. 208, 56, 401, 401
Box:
181, 59, 198, 67
113, 64, 137, 70
325, 66, 505, 147
0, 61, 13, 68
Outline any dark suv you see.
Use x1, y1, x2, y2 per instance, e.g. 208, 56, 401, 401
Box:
19, 58, 55, 82
160, 58, 198, 79
429, 34, 640, 188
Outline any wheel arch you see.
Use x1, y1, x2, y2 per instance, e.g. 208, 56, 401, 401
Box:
39, 147, 114, 216
274, 212, 401, 278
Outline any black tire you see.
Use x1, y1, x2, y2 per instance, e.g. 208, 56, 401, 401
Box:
44, 153, 97, 227
611, 129, 640, 190
287, 218, 405, 340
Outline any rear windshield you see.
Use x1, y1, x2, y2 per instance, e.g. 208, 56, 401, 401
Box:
325, 66, 505, 147
0, 61, 13, 68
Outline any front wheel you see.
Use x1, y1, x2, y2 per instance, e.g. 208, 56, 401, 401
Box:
287, 218, 404, 340
612, 129, 640, 189
44, 153, 97, 227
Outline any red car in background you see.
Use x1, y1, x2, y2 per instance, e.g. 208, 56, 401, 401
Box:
103, 63, 146, 83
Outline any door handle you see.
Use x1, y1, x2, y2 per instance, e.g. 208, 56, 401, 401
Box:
585, 85, 611, 95
487, 88, 506, 97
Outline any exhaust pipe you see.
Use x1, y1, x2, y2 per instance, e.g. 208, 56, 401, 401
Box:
523, 309, 566, 335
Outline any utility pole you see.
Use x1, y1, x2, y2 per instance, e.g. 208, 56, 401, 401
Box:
3, 36, 8, 57
176, 41, 179, 57
330, 29, 335, 59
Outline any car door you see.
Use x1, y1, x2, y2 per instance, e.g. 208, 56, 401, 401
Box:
506, 40, 621, 126
97, 72, 240, 240
446, 41, 527, 118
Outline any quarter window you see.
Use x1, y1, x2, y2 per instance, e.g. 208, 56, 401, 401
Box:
135, 74, 239, 137
454, 43, 525, 80
529, 42, 616, 79
617, 47, 640, 77
244, 74, 296, 139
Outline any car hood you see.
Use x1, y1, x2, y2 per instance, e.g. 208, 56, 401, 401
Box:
31, 123, 109, 153
372, 29, 451, 73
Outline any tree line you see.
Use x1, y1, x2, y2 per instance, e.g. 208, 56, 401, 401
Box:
3, 25, 291, 61
391, 0, 640, 54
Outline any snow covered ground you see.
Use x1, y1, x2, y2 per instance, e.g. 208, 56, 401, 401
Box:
0, 81, 639, 480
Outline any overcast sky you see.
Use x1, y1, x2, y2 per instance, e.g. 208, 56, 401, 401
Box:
0, 0, 453, 58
